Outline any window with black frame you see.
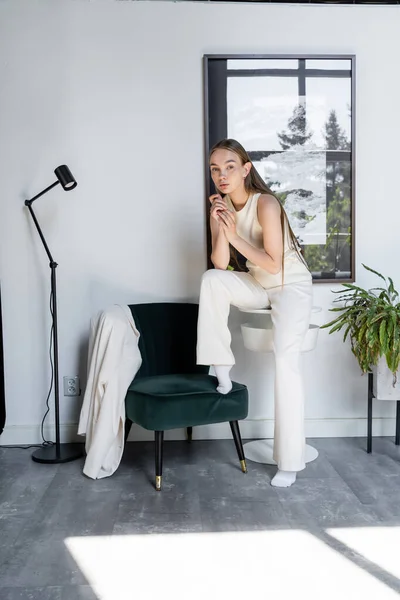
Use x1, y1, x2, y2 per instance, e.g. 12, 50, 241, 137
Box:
204, 55, 355, 283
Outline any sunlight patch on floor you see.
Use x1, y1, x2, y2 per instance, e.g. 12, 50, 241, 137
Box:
64, 528, 400, 600
327, 526, 400, 580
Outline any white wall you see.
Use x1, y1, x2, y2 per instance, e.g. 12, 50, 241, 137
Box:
1, 0, 399, 444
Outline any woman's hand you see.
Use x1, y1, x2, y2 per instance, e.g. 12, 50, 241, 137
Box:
209, 194, 228, 224
218, 209, 238, 243
209, 194, 231, 269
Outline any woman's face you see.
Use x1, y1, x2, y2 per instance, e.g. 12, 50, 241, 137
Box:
210, 149, 250, 195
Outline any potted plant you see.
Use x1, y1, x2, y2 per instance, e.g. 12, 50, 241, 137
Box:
322, 264, 400, 400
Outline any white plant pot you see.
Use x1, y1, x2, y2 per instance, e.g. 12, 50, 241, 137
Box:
241, 323, 320, 354
372, 357, 400, 400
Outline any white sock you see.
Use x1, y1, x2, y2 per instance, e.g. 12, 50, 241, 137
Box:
271, 470, 297, 488
214, 365, 232, 394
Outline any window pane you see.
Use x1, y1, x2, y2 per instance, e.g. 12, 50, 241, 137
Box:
228, 59, 299, 70
254, 150, 328, 246
306, 59, 352, 70
306, 77, 352, 150
227, 76, 299, 151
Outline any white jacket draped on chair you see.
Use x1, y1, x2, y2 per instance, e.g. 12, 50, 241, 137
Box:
78, 304, 142, 479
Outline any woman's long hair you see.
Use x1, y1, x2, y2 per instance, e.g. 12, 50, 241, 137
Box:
210, 138, 308, 275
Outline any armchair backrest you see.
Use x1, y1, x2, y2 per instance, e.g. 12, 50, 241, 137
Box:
128, 303, 209, 378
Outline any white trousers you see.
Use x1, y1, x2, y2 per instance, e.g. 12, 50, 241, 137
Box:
196, 269, 313, 472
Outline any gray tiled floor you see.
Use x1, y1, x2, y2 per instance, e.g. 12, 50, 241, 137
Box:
1, 437, 400, 599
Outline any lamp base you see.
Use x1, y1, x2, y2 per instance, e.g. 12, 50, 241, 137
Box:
244, 439, 319, 465
32, 443, 84, 464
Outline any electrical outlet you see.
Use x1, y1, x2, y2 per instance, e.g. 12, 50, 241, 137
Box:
63, 376, 80, 397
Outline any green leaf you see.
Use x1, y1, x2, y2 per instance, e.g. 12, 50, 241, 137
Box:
388, 277, 395, 295
362, 264, 386, 282
358, 322, 368, 343
370, 312, 386, 325
388, 277, 399, 302
340, 283, 373, 295
379, 320, 387, 348
387, 317, 394, 340
343, 323, 352, 343
329, 322, 346, 335
386, 349, 394, 372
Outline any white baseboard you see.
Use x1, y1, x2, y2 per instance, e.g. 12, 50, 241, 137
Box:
0, 417, 398, 445
0, 424, 85, 446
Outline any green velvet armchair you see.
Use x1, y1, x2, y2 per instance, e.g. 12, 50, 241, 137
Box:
124, 303, 249, 490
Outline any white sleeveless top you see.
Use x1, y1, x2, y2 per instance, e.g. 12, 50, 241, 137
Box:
225, 192, 311, 290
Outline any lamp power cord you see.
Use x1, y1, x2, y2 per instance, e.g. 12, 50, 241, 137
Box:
0, 289, 56, 450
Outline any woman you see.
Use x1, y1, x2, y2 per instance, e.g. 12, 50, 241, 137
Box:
196, 139, 312, 488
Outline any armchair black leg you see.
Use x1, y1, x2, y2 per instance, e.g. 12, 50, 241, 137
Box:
230, 421, 247, 473
396, 402, 400, 446
124, 418, 133, 444
155, 431, 164, 491
186, 427, 193, 443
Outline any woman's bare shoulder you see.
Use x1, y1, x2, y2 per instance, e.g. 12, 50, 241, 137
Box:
257, 193, 281, 213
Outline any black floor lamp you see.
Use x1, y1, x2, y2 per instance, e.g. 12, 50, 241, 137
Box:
25, 166, 83, 464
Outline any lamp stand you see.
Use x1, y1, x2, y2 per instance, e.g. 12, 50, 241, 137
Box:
25, 190, 83, 464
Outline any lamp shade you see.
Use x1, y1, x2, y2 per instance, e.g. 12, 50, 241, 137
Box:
54, 165, 77, 191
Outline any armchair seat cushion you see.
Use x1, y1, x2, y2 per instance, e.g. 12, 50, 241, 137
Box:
125, 374, 248, 431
